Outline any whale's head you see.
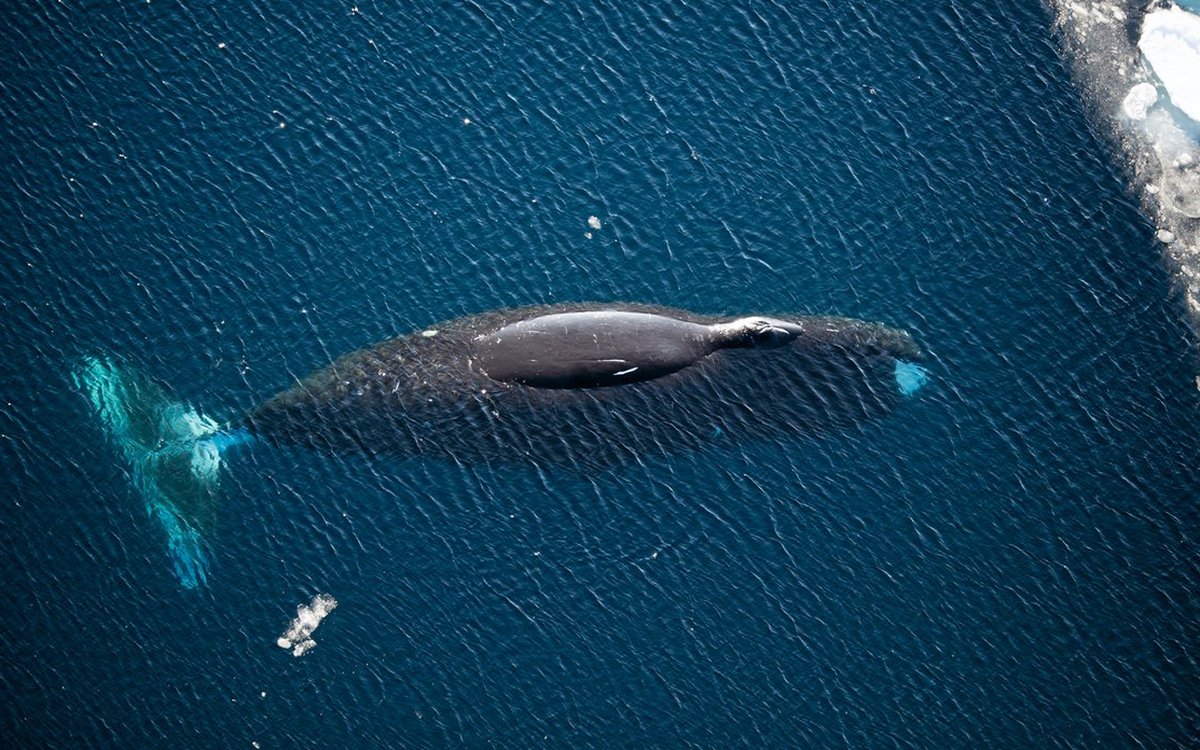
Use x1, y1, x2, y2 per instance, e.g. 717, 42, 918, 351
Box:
715, 314, 931, 398
714, 317, 804, 349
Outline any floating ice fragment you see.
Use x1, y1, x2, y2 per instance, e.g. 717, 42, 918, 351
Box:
1141, 107, 1200, 217
1139, 6, 1200, 125
587, 215, 602, 230
1122, 82, 1158, 121
277, 593, 338, 657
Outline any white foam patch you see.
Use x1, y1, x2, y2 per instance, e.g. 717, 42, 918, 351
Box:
277, 593, 338, 657
1139, 6, 1200, 125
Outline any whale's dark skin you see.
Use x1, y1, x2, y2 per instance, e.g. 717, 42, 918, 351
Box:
474, 310, 806, 388
241, 303, 924, 468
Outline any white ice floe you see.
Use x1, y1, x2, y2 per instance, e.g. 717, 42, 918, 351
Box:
277, 593, 338, 657
1139, 6, 1200, 125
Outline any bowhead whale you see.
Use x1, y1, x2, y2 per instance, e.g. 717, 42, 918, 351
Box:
76, 302, 929, 587
243, 303, 927, 463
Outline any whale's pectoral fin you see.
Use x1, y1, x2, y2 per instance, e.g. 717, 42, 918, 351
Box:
73, 356, 246, 589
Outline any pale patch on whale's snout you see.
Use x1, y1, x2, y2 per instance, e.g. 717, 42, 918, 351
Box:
894, 360, 930, 396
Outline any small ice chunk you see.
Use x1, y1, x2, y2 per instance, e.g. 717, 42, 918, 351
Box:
1139, 6, 1200, 125
277, 593, 338, 657
587, 215, 602, 230
421, 329, 438, 337
1122, 82, 1158, 121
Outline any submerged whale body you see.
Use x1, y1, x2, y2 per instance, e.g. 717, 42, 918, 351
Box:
243, 303, 927, 467
77, 302, 928, 587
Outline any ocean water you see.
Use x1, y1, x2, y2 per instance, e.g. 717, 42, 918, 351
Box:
2, 1, 1198, 747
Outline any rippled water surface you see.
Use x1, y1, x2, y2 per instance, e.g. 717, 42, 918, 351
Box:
3, 2, 1199, 747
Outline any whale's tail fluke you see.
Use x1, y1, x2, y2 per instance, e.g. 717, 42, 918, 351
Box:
72, 356, 251, 589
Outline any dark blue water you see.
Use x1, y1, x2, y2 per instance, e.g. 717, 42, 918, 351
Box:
3, 1, 1199, 747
